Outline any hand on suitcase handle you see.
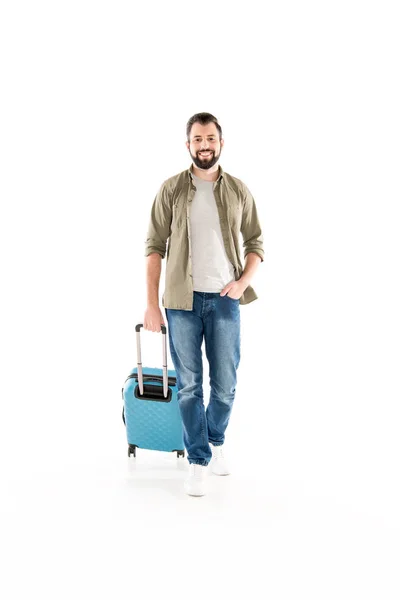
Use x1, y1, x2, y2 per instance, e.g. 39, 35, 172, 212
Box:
135, 323, 168, 398
143, 305, 166, 333
136, 323, 166, 334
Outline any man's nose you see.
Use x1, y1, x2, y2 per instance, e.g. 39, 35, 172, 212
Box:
200, 140, 209, 149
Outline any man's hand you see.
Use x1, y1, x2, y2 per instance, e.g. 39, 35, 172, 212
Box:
221, 255, 261, 299
220, 278, 249, 300
143, 305, 166, 332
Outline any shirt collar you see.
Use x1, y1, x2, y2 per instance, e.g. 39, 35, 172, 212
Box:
188, 163, 224, 184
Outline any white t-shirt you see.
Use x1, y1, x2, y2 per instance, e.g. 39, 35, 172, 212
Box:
190, 173, 235, 292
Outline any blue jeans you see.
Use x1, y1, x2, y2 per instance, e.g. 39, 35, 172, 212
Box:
165, 291, 241, 466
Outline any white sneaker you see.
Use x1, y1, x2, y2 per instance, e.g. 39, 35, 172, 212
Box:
184, 464, 208, 496
210, 444, 230, 476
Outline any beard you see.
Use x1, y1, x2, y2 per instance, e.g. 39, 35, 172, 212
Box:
190, 148, 220, 170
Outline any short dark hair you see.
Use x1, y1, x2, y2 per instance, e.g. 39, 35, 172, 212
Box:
186, 112, 222, 142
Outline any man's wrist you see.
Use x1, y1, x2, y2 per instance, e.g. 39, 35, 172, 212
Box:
239, 274, 251, 286
147, 301, 160, 309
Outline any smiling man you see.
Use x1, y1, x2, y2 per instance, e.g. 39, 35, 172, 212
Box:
143, 112, 264, 496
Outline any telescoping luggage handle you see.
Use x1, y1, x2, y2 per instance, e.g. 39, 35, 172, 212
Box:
135, 323, 169, 399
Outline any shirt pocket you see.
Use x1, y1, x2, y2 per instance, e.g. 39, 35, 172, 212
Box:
171, 198, 186, 232
227, 198, 242, 235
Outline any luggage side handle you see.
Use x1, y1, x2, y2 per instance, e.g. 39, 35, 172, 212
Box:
135, 324, 168, 398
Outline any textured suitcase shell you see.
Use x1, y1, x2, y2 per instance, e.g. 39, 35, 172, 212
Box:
123, 366, 184, 454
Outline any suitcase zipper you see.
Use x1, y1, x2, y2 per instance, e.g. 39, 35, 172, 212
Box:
124, 373, 177, 386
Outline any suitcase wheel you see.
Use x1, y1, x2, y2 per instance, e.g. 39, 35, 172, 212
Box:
128, 444, 137, 458
176, 450, 185, 458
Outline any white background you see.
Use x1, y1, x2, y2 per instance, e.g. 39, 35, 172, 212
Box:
1, 0, 399, 597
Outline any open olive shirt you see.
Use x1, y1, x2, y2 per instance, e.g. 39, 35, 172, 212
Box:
145, 163, 264, 311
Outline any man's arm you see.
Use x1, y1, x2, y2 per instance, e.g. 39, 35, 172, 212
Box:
238, 183, 264, 289
220, 181, 264, 299
240, 183, 264, 263
145, 180, 173, 259
239, 252, 262, 287
146, 252, 162, 306
143, 181, 172, 331
144, 252, 165, 332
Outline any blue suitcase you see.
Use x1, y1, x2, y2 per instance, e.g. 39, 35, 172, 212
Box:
122, 324, 185, 458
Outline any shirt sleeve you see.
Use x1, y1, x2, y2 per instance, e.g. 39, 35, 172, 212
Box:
144, 180, 173, 259
240, 183, 264, 262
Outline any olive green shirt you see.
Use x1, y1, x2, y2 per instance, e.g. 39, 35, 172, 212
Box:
145, 163, 264, 310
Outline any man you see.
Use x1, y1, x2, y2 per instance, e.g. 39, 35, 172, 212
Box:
143, 112, 264, 496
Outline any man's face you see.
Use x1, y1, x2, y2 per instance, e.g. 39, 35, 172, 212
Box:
186, 123, 224, 170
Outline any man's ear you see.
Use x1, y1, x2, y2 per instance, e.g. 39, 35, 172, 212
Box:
185, 141, 190, 150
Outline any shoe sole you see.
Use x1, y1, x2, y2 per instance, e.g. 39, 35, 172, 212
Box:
211, 469, 230, 476
184, 483, 206, 496
185, 489, 206, 496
